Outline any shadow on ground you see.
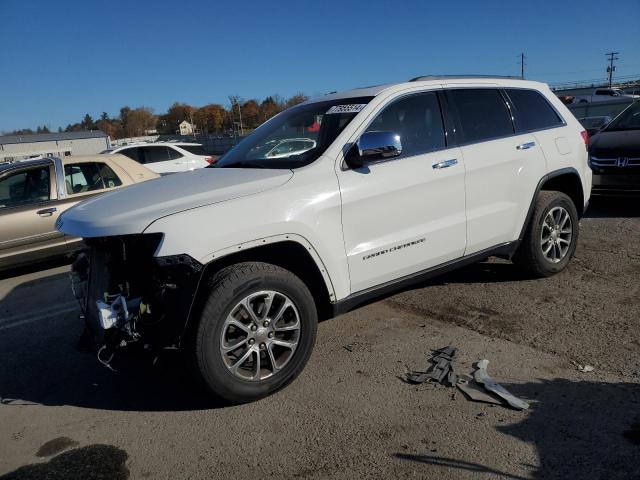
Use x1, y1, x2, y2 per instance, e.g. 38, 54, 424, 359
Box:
0, 270, 224, 412
395, 378, 640, 479
584, 195, 640, 219
0, 444, 129, 480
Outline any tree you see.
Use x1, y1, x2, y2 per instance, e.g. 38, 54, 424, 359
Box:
240, 99, 260, 128
194, 104, 225, 134
285, 93, 308, 108
81, 114, 95, 130
124, 107, 157, 137
163, 103, 195, 133
260, 96, 281, 122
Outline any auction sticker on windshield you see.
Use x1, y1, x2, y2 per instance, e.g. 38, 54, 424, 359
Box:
326, 104, 367, 114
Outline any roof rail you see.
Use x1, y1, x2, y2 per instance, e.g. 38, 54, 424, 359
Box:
409, 75, 522, 82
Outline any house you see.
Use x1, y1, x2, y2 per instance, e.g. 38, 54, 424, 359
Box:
178, 120, 196, 136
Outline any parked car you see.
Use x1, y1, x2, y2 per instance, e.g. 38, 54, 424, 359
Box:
572, 88, 639, 104
103, 142, 216, 174
578, 115, 612, 136
59, 76, 591, 403
0, 154, 158, 270
589, 100, 640, 194
248, 138, 317, 159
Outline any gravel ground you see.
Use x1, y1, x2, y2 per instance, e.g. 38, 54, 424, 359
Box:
0, 196, 638, 479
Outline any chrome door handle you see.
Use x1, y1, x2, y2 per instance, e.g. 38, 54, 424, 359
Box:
516, 141, 536, 150
432, 159, 458, 169
37, 207, 57, 217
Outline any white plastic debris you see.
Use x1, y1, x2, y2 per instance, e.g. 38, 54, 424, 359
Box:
570, 360, 595, 373
96, 296, 128, 330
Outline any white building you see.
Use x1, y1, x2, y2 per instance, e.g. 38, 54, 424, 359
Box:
0, 130, 110, 163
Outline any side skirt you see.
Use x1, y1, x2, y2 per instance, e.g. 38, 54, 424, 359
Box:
332, 241, 519, 316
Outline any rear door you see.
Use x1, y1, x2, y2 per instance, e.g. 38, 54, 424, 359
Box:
445, 87, 547, 253
0, 162, 65, 266
338, 90, 467, 293
140, 146, 186, 173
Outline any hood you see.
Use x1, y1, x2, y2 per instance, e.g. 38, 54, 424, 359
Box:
590, 129, 640, 157
58, 168, 293, 237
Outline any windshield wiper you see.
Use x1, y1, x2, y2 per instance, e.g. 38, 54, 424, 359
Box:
216, 160, 268, 169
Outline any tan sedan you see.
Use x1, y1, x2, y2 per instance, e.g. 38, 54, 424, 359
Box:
0, 154, 158, 270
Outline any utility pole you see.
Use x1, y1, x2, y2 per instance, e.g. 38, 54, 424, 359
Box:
236, 100, 244, 136
520, 52, 526, 79
605, 51, 619, 88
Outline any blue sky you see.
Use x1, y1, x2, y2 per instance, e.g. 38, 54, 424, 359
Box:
1, 0, 639, 132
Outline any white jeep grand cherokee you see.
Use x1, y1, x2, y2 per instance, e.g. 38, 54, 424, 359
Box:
58, 76, 591, 403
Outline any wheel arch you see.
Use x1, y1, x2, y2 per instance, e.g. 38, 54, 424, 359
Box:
191, 236, 336, 328
519, 168, 585, 242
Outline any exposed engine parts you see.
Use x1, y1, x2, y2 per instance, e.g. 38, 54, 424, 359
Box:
69, 235, 203, 372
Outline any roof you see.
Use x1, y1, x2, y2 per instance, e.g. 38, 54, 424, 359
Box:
0, 130, 108, 145
111, 141, 202, 149
308, 76, 546, 103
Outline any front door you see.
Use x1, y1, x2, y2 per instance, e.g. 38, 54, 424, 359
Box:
338, 91, 467, 294
0, 162, 65, 266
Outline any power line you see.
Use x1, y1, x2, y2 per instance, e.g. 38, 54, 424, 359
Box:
605, 51, 620, 88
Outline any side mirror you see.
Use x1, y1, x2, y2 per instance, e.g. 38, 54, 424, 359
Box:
345, 131, 402, 169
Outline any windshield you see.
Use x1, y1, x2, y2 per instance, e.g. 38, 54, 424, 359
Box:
213, 96, 373, 169
604, 101, 640, 132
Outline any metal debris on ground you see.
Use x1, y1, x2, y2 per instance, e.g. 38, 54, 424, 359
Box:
570, 360, 595, 373
405, 347, 530, 410
456, 374, 503, 406
406, 346, 458, 387
473, 359, 529, 410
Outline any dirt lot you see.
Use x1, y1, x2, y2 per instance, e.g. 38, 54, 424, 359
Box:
0, 197, 638, 479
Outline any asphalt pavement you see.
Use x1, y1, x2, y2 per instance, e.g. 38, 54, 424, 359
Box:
0, 197, 638, 479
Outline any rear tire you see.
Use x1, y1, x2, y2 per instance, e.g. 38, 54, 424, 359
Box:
193, 262, 317, 403
513, 191, 579, 277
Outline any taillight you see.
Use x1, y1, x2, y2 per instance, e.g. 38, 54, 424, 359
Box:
205, 156, 217, 165
580, 130, 589, 149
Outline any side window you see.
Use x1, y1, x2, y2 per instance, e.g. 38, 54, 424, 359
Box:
167, 147, 184, 160
64, 162, 122, 195
119, 147, 140, 162
0, 166, 51, 208
447, 89, 513, 144
141, 146, 171, 163
365, 92, 446, 158
505, 89, 564, 132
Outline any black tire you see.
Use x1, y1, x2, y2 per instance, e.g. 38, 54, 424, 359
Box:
513, 191, 579, 277
193, 262, 317, 403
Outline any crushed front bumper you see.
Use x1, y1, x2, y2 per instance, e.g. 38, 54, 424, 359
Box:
70, 234, 204, 369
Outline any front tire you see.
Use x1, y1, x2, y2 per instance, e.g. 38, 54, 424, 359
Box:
513, 191, 579, 277
193, 262, 317, 403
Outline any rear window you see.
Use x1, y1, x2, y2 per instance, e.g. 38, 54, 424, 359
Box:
179, 145, 206, 155
64, 162, 122, 195
505, 89, 564, 132
447, 89, 513, 144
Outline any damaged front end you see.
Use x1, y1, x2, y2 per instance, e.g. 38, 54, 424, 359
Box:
70, 233, 203, 370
